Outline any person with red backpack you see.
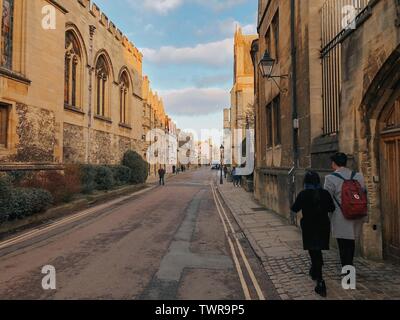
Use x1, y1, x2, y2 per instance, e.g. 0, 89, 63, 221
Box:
324, 153, 368, 268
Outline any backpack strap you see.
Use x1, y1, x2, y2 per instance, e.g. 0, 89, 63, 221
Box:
331, 172, 346, 181
350, 171, 357, 180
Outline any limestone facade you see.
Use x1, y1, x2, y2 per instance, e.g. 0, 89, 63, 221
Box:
0, 0, 174, 170
254, 0, 400, 260
228, 28, 257, 166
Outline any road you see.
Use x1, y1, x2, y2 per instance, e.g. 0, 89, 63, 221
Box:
0, 168, 277, 300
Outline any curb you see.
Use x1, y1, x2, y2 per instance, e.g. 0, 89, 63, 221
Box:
215, 186, 268, 263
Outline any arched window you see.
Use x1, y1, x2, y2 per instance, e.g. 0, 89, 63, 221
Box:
1, 0, 14, 69
95, 55, 109, 117
64, 31, 82, 108
119, 72, 129, 124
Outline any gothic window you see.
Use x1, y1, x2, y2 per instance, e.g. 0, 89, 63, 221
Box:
272, 10, 279, 62
0, 104, 8, 148
1, 0, 14, 69
266, 95, 281, 148
119, 72, 129, 124
64, 31, 82, 108
384, 98, 400, 130
95, 55, 109, 117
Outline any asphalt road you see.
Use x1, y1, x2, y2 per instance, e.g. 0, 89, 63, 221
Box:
0, 168, 277, 300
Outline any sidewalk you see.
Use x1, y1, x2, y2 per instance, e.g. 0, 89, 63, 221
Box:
217, 181, 400, 300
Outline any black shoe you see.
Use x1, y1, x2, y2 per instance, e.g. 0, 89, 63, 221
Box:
315, 280, 327, 298
309, 267, 317, 281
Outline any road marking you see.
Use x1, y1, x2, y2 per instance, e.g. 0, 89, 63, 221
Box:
211, 184, 266, 301
0, 186, 156, 251
211, 184, 251, 300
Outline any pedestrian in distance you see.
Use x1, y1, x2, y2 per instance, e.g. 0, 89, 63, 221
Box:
158, 168, 166, 186
324, 152, 368, 268
223, 165, 228, 179
291, 171, 336, 298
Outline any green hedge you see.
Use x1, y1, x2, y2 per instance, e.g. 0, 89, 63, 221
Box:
109, 165, 132, 186
0, 176, 53, 222
122, 150, 148, 184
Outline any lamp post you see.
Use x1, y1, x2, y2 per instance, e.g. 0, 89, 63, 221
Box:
220, 144, 224, 185
259, 50, 288, 93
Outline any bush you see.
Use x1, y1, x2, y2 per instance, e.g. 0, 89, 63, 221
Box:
94, 165, 115, 191
17, 167, 81, 204
5, 187, 53, 221
109, 165, 132, 186
122, 150, 148, 184
80, 165, 97, 194
0, 175, 12, 223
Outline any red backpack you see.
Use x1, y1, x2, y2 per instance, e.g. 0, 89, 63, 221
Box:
331, 172, 368, 220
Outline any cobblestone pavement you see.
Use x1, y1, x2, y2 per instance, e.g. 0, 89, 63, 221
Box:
217, 180, 400, 300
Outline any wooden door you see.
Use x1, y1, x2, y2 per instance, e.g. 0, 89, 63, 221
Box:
380, 99, 400, 260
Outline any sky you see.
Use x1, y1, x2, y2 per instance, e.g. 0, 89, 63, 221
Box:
95, 0, 258, 142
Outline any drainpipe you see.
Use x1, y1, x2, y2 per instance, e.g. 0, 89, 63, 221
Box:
290, 0, 299, 223
86, 25, 96, 164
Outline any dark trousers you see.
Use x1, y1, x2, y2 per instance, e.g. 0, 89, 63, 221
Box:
337, 239, 355, 267
309, 250, 324, 281
159, 177, 165, 185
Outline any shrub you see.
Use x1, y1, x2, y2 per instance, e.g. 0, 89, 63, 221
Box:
94, 165, 115, 191
17, 167, 81, 204
6, 187, 53, 221
122, 150, 148, 184
0, 175, 12, 223
109, 165, 132, 186
80, 165, 97, 194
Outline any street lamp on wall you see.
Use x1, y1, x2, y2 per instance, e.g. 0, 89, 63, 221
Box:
220, 144, 225, 185
259, 50, 288, 94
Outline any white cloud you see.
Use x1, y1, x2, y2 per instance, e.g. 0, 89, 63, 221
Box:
160, 87, 230, 115
140, 38, 233, 67
127, 0, 183, 15
218, 19, 257, 36
195, 0, 247, 11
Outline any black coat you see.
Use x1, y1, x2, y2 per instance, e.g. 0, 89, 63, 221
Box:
291, 189, 335, 251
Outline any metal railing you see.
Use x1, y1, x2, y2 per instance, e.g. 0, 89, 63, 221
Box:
321, 0, 370, 135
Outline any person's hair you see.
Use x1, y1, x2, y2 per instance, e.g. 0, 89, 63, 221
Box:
330, 152, 348, 167
304, 170, 321, 186
304, 171, 322, 211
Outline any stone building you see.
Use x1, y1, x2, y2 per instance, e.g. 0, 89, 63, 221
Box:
253, 0, 400, 260
0, 0, 173, 171
229, 27, 257, 166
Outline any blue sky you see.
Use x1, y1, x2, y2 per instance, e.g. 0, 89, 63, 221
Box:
95, 0, 257, 140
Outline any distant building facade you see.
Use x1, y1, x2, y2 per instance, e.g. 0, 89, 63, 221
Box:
254, 0, 400, 261
229, 28, 257, 166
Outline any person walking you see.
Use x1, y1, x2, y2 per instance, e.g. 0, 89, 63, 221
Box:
232, 167, 238, 187
158, 168, 166, 186
324, 152, 368, 268
291, 171, 336, 298
223, 165, 228, 179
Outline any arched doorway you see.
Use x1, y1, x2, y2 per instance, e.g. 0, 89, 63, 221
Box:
380, 97, 400, 260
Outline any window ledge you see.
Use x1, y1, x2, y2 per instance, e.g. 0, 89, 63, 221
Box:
119, 123, 132, 130
0, 67, 31, 85
64, 104, 85, 115
94, 115, 112, 124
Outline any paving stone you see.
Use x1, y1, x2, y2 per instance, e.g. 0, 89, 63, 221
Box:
217, 183, 400, 300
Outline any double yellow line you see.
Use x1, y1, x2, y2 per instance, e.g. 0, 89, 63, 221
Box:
210, 184, 265, 301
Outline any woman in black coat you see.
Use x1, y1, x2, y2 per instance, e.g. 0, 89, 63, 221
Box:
291, 171, 335, 297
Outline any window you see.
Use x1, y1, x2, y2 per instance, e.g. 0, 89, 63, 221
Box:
1, 0, 14, 69
95, 55, 109, 117
65, 31, 82, 108
119, 72, 129, 124
0, 104, 8, 148
273, 95, 281, 145
265, 28, 271, 55
266, 103, 273, 147
272, 11, 279, 61
266, 95, 281, 148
